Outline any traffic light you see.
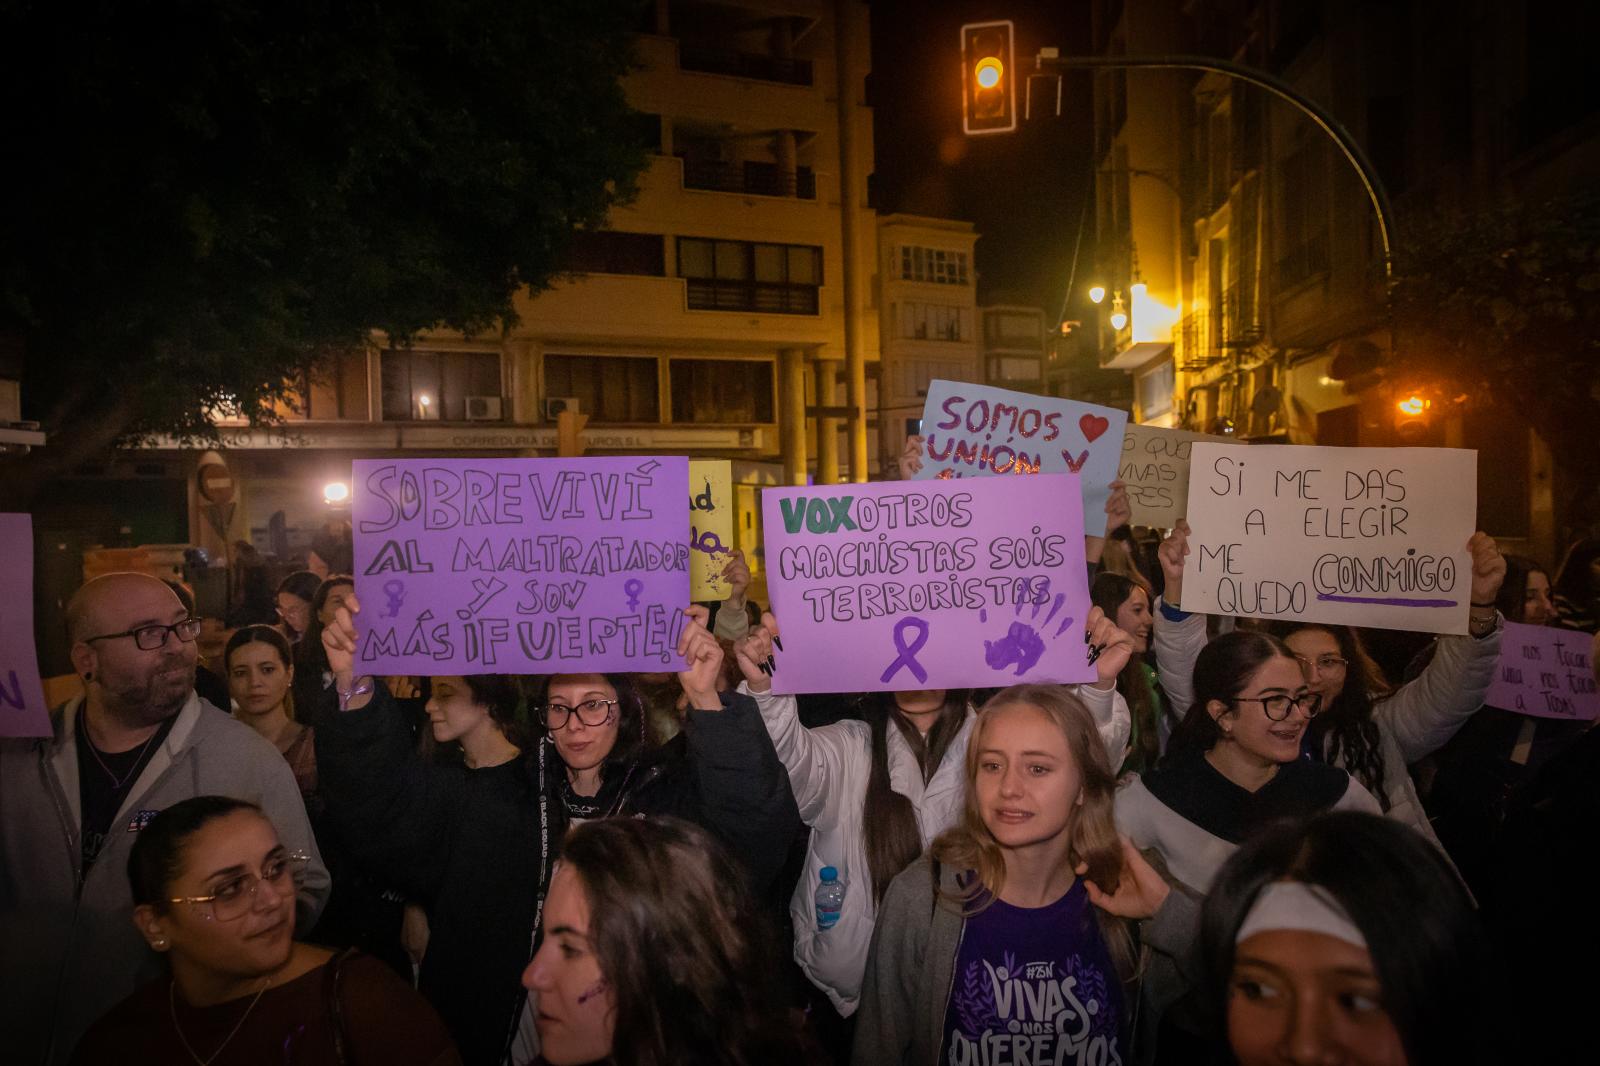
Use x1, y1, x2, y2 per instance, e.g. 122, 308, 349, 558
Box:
961, 20, 1016, 135
1394, 391, 1432, 441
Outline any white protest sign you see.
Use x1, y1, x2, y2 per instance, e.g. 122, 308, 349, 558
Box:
915, 380, 1128, 521
1118, 425, 1235, 527
1484, 621, 1600, 720
1181, 444, 1477, 634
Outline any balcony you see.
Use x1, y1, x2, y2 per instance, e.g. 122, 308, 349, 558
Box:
680, 158, 816, 199
685, 280, 818, 315
678, 44, 812, 86
1275, 233, 1331, 289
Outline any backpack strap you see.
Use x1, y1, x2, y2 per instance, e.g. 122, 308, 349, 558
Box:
323, 947, 358, 1064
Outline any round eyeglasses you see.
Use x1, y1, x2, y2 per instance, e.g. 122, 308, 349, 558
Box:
1229, 692, 1323, 721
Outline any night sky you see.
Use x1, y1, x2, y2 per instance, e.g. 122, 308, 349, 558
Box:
869, 0, 1095, 317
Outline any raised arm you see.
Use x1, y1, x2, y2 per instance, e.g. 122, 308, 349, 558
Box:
1377, 532, 1507, 762
1152, 521, 1205, 738
1077, 605, 1136, 768
732, 611, 862, 826
314, 595, 459, 900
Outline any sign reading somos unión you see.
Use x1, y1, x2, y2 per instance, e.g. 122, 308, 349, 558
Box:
352, 456, 691, 675
1180, 444, 1478, 635
915, 380, 1129, 522
762, 474, 1096, 694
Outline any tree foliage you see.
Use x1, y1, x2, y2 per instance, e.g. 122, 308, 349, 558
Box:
1, 0, 647, 486
1390, 191, 1600, 497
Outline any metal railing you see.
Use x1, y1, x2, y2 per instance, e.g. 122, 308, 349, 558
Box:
678, 44, 813, 86
680, 159, 816, 199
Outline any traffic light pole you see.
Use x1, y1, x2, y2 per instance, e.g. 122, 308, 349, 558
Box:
1034, 50, 1395, 286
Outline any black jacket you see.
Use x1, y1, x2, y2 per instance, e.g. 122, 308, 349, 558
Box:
316, 682, 799, 1066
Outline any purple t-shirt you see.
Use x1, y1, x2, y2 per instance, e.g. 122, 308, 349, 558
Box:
940, 878, 1125, 1066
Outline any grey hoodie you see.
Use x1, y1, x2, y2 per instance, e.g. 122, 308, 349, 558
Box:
0, 692, 330, 1065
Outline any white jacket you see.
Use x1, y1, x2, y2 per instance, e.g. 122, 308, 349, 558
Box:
744, 682, 1130, 1015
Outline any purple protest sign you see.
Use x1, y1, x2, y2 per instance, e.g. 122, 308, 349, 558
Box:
762, 475, 1096, 694
352, 457, 691, 675
1484, 621, 1600, 721
0, 514, 51, 737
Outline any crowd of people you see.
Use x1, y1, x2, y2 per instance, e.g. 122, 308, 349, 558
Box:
3, 451, 1598, 1066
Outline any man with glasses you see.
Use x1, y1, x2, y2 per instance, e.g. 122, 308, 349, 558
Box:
0, 572, 330, 1065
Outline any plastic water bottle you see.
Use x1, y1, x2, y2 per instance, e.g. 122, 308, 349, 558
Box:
815, 867, 845, 931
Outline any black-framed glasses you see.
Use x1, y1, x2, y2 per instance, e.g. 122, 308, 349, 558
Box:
166, 851, 309, 922
1230, 692, 1323, 721
538, 698, 619, 731
1294, 654, 1348, 675
83, 618, 202, 651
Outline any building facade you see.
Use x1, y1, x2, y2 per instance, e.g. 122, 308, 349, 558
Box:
875, 213, 980, 454
1085, 0, 1598, 560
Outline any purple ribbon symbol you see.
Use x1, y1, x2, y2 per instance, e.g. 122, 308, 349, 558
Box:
879, 617, 931, 685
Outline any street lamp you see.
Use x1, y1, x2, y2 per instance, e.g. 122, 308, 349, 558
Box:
323, 481, 350, 506
1088, 285, 1106, 304
1109, 293, 1129, 332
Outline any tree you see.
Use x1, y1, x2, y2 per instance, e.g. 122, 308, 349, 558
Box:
1389, 191, 1600, 532
1, 0, 648, 499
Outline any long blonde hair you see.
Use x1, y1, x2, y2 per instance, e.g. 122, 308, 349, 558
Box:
931, 684, 1133, 972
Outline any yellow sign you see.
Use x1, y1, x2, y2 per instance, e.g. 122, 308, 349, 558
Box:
689, 460, 735, 601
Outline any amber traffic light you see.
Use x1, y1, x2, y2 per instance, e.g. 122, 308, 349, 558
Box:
961, 20, 1016, 135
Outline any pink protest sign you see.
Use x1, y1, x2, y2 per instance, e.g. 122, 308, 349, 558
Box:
352, 457, 691, 675
1, 513, 51, 737
762, 475, 1096, 694
1484, 621, 1600, 721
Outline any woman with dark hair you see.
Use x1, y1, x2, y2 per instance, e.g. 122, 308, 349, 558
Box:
1551, 536, 1600, 632
1199, 811, 1491, 1066
1092, 571, 1164, 775
1421, 554, 1587, 892
275, 570, 323, 643
70, 796, 460, 1066
523, 816, 810, 1066
1115, 631, 1380, 1061
852, 685, 1171, 1066
314, 598, 799, 1066
1276, 532, 1506, 855
290, 575, 355, 723
225, 625, 317, 804
730, 609, 1134, 1038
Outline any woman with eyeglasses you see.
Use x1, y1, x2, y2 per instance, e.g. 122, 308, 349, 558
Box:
70, 795, 460, 1065
312, 597, 798, 1066
1113, 631, 1380, 1062
1271, 532, 1506, 859
275, 570, 323, 643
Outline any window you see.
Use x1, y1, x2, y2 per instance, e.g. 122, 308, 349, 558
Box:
896, 246, 970, 285
566, 231, 665, 276
677, 238, 821, 314
984, 312, 1042, 347
898, 302, 969, 341
1276, 140, 1330, 286
1136, 359, 1175, 420
668, 359, 775, 423
380, 350, 501, 422
543, 355, 659, 423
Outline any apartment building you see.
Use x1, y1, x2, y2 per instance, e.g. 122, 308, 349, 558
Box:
1084, 0, 1598, 560
134, 0, 883, 571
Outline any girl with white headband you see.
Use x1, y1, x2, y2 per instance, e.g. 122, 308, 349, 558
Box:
1199, 811, 1489, 1066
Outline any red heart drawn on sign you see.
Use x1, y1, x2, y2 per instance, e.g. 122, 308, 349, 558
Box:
1079, 414, 1110, 442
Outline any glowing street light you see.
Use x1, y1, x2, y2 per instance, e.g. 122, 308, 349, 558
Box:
975, 56, 1004, 89
1109, 292, 1129, 331
1397, 394, 1428, 417
323, 481, 350, 505
1088, 285, 1106, 304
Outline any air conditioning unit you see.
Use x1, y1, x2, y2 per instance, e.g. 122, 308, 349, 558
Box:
464, 396, 503, 421
544, 396, 581, 421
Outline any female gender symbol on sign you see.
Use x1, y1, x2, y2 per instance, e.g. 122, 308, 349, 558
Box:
879, 616, 931, 685
623, 579, 644, 611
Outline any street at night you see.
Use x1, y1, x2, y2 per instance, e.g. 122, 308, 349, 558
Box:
2, 2, 1596, 1064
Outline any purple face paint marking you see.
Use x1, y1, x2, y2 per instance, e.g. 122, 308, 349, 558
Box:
880, 617, 931, 684
1315, 593, 1458, 608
